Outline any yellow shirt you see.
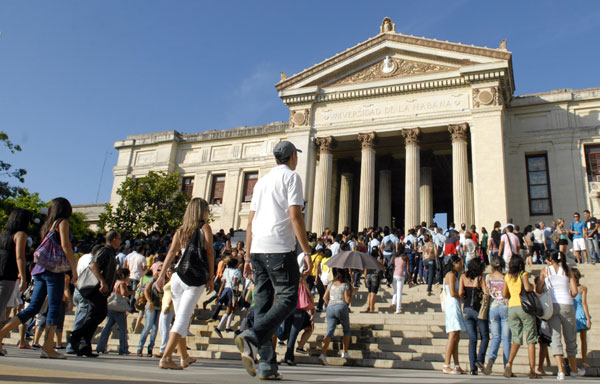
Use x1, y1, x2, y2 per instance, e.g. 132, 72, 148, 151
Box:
310, 254, 323, 276
505, 272, 527, 307
161, 281, 174, 312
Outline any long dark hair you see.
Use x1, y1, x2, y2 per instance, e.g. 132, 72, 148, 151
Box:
508, 254, 524, 278
0, 208, 33, 249
490, 256, 505, 274
548, 250, 569, 275
491, 222, 501, 246
466, 257, 485, 280
443, 255, 462, 278
41, 197, 72, 239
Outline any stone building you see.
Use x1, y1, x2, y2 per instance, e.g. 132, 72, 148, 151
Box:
107, 18, 600, 234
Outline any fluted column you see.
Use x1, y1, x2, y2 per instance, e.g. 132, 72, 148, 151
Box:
311, 136, 334, 235
338, 172, 353, 233
420, 166, 433, 225
378, 170, 392, 228
402, 128, 421, 231
358, 132, 376, 231
449, 123, 470, 228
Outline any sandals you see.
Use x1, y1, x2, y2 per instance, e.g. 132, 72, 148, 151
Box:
180, 356, 197, 368
454, 366, 465, 374
503, 364, 513, 378
159, 358, 183, 370
442, 365, 456, 374
528, 372, 541, 379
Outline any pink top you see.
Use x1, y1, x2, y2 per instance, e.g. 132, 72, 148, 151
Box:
394, 257, 406, 278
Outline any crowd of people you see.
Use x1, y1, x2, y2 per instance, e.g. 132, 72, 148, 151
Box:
0, 140, 596, 381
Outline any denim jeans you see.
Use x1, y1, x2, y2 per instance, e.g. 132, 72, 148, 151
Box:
424, 258, 436, 293
159, 310, 175, 353
586, 238, 600, 263
240, 252, 299, 377
284, 309, 309, 362
138, 308, 160, 353
129, 279, 139, 311
96, 310, 129, 354
66, 289, 89, 353
488, 304, 510, 366
17, 271, 65, 326
306, 276, 325, 311
464, 306, 490, 372
407, 253, 416, 282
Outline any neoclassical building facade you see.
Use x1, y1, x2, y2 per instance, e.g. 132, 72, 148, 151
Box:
108, 18, 600, 234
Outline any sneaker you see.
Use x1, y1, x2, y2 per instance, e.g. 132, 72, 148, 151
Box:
225, 328, 234, 333
295, 347, 307, 354
483, 358, 494, 375
214, 327, 223, 338
557, 372, 565, 381
571, 367, 586, 377
234, 334, 257, 377
283, 359, 296, 366
258, 372, 282, 380
341, 351, 349, 359
475, 361, 484, 372
318, 353, 328, 366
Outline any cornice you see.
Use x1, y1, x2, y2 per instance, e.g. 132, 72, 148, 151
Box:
275, 33, 511, 92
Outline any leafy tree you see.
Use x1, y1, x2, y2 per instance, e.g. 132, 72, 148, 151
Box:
0, 188, 47, 228
69, 212, 94, 241
0, 131, 27, 200
98, 171, 190, 237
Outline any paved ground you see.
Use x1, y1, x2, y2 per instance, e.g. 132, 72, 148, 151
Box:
0, 346, 594, 384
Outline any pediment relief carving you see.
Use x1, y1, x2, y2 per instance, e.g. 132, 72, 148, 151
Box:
328, 56, 458, 87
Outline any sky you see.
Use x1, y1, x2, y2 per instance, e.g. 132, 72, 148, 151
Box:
1, 1, 599, 205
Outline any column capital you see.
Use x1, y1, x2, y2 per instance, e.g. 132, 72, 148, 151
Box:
314, 136, 335, 154
448, 123, 469, 143
358, 132, 376, 150
401, 128, 421, 146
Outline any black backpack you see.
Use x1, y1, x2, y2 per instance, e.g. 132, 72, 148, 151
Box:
176, 222, 209, 287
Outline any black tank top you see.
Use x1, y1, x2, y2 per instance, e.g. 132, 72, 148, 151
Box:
464, 285, 482, 311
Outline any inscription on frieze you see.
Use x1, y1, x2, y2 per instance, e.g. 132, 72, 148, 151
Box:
314, 93, 469, 125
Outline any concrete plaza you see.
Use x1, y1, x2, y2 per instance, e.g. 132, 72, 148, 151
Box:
0, 346, 594, 384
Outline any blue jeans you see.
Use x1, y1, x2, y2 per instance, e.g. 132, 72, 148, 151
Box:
407, 253, 416, 282
17, 271, 64, 326
138, 308, 160, 353
96, 310, 129, 354
240, 252, 300, 377
464, 306, 490, 372
424, 258, 436, 293
159, 310, 175, 353
66, 289, 90, 353
488, 305, 511, 366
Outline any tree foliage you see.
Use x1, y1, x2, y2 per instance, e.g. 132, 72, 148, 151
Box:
0, 131, 27, 200
0, 188, 47, 228
98, 171, 190, 237
69, 212, 94, 241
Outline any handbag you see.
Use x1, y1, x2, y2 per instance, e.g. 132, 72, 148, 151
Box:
75, 266, 100, 299
176, 222, 209, 287
297, 279, 314, 311
440, 286, 446, 312
107, 282, 129, 312
33, 220, 71, 273
520, 274, 543, 317
478, 275, 491, 320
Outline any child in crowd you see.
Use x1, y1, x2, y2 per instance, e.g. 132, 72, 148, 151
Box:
214, 258, 241, 337
572, 268, 592, 368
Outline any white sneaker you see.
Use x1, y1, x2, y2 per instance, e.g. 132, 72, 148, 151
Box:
318, 353, 328, 366
340, 352, 349, 359
557, 372, 565, 381
570, 367, 586, 377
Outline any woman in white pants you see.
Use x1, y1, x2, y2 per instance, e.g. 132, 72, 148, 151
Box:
391, 252, 409, 313
155, 198, 215, 369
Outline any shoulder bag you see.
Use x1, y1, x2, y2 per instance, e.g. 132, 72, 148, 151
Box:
297, 279, 314, 311
33, 220, 71, 273
107, 282, 129, 312
176, 221, 209, 287
520, 273, 543, 317
440, 286, 447, 312
75, 266, 100, 299
478, 275, 491, 320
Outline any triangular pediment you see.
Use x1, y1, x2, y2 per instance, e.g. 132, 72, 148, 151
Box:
325, 56, 459, 87
276, 26, 513, 93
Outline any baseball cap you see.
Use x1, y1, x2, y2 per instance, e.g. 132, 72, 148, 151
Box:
273, 140, 302, 160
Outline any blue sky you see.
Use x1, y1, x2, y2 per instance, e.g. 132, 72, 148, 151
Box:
1, 1, 599, 205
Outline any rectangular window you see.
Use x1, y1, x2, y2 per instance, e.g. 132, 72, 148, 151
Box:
181, 176, 194, 196
210, 174, 226, 204
243, 172, 259, 202
585, 145, 600, 182
525, 154, 552, 216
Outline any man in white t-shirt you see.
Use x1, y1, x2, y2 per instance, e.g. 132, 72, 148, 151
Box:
125, 245, 147, 311
330, 235, 342, 257
236, 141, 312, 380
499, 225, 520, 270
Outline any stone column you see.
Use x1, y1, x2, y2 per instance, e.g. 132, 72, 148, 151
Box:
402, 128, 421, 231
358, 132, 376, 231
338, 172, 353, 233
420, 166, 433, 225
378, 168, 392, 229
449, 123, 470, 228
311, 136, 334, 235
